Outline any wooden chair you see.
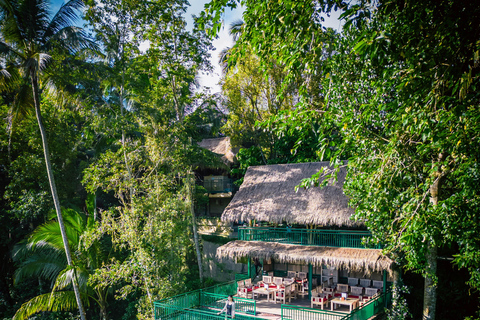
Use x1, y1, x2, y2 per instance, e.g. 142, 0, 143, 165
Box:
337, 283, 349, 293
238, 286, 254, 298
237, 280, 253, 298
275, 284, 292, 304
348, 286, 363, 301
359, 279, 371, 288
298, 280, 309, 297
372, 280, 383, 291
244, 278, 252, 287
284, 277, 295, 285
322, 277, 333, 289
348, 277, 359, 286
361, 292, 380, 306
350, 286, 364, 296
311, 287, 331, 309
237, 280, 245, 288
323, 287, 334, 294
262, 275, 272, 284
287, 271, 297, 278
364, 287, 380, 298
284, 278, 297, 299
273, 277, 283, 287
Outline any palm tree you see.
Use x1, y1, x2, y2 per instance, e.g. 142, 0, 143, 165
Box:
0, 0, 96, 318
218, 19, 244, 75
13, 208, 112, 320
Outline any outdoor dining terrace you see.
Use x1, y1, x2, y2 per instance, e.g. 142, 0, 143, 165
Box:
153, 276, 391, 320
237, 227, 381, 249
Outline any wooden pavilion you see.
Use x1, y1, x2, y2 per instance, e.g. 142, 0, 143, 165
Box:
216, 162, 394, 301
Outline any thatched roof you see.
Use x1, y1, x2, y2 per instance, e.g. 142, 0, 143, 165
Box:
221, 162, 358, 226
217, 241, 393, 275
198, 137, 238, 164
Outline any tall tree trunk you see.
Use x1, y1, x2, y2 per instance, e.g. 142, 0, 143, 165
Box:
423, 244, 437, 320
188, 170, 204, 284
31, 73, 87, 320
423, 153, 445, 320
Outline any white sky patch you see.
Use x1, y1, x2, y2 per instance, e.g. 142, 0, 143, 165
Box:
321, 9, 344, 31
185, 0, 244, 94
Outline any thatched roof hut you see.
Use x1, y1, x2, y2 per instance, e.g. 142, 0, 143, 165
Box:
221, 162, 358, 226
217, 241, 393, 275
198, 137, 238, 165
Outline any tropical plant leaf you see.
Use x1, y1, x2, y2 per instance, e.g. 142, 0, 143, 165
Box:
12, 291, 89, 320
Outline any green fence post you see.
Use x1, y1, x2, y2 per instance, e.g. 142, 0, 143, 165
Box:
248, 258, 251, 278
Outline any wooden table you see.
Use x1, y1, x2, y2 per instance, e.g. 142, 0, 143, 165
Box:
252, 288, 275, 302
331, 298, 359, 312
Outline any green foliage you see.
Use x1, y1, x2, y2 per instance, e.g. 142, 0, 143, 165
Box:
80, 2, 216, 318
333, 0, 480, 289
201, 0, 480, 317
12, 206, 111, 320
184, 102, 227, 141
230, 146, 263, 185
386, 281, 412, 320
220, 49, 297, 148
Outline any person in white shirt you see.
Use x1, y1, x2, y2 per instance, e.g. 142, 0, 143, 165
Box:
218, 295, 235, 318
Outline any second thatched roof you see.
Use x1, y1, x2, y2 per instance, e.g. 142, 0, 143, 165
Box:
221, 162, 358, 227
217, 241, 393, 275
198, 137, 238, 165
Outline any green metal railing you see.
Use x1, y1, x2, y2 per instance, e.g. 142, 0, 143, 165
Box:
202, 281, 237, 296
154, 280, 391, 320
156, 290, 202, 311
201, 293, 256, 315
235, 273, 251, 281
280, 290, 391, 320
238, 227, 380, 249
154, 281, 264, 320
154, 303, 262, 320
281, 305, 345, 320
340, 291, 392, 320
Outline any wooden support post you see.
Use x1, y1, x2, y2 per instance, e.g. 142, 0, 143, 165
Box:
383, 270, 387, 308
308, 264, 313, 300
248, 258, 251, 279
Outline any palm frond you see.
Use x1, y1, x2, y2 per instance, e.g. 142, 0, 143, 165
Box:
53, 267, 75, 291
43, 77, 84, 110
229, 19, 244, 41
54, 265, 89, 292
10, 82, 34, 119
28, 222, 66, 250
12, 290, 89, 320
0, 61, 20, 89
16, 0, 51, 44
48, 26, 98, 53
218, 47, 231, 75
0, 0, 25, 47
13, 246, 66, 284
44, 0, 84, 37
0, 40, 11, 55
0, 39, 25, 60
37, 52, 52, 71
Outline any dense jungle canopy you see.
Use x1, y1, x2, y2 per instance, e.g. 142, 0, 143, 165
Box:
0, 0, 479, 319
